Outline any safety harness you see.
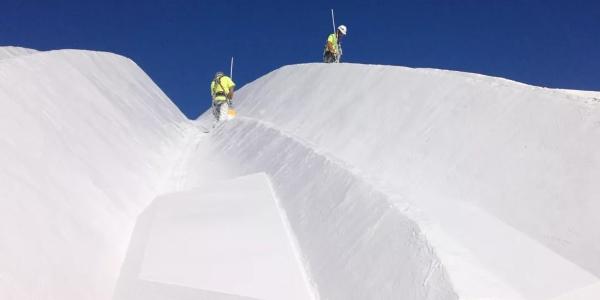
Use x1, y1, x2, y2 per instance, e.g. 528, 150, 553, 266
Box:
212, 75, 228, 100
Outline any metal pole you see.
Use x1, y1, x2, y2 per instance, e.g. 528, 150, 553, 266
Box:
331, 9, 342, 63
331, 9, 336, 35
230, 56, 234, 79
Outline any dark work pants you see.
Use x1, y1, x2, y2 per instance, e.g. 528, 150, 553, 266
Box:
323, 51, 336, 63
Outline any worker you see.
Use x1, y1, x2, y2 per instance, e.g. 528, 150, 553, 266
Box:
323, 25, 347, 63
210, 71, 236, 123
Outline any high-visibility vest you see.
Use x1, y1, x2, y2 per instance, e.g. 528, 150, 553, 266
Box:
324, 33, 339, 53
211, 75, 236, 102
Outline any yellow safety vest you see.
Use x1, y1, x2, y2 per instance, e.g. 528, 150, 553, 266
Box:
211, 75, 236, 102
324, 33, 339, 53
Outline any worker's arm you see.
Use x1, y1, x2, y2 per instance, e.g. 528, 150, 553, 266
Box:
227, 79, 236, 100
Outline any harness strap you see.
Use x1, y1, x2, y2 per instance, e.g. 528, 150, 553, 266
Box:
214, 75, 228, 94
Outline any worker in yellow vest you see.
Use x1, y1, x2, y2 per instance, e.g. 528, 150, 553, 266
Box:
323, 25, 347, 63
210, 71, 236, 122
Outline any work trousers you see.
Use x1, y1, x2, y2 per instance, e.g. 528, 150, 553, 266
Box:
323, 51, 337, 63
212, 101, 229, 122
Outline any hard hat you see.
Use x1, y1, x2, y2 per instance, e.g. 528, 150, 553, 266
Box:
338, 25, 347, 35
214, 71, 224, 78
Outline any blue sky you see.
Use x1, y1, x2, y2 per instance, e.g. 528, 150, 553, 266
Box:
2, 0, 600, 118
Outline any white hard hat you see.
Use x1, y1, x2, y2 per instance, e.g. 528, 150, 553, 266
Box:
338, 25, 347, 35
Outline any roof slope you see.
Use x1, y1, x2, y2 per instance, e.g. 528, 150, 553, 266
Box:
0, 49, 187, 299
